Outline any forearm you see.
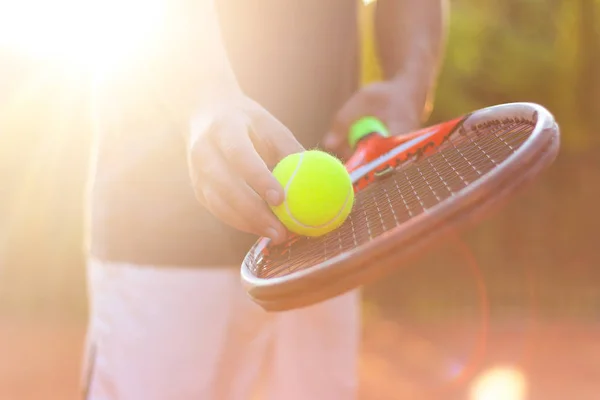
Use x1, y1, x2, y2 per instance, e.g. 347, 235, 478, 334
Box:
154, 0, 240, 121
374, 0, 448, 117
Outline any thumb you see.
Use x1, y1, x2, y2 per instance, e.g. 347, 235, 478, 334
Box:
250, 108, 305, 166
322, 121, 353, 160
323, 106, 355, 158
385, 113, 422, 137
322, 130, 345, 152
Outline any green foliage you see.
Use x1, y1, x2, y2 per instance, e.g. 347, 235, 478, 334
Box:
366, 0, 600, 321
431, 0, 600, 154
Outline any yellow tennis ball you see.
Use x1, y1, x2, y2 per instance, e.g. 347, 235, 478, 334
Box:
271, 150, 354, 237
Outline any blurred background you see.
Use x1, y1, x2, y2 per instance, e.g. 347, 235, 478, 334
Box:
0, 0, 598, 399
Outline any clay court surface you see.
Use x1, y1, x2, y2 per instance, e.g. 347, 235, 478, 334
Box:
1, 317, 598, 400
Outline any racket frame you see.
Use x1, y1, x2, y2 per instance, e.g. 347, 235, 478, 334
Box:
241, 102, 560, 311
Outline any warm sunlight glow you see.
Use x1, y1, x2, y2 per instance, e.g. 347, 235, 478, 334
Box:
469, 366, 527, 400
0, 0, 164, 73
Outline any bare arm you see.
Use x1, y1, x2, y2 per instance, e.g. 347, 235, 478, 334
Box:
92, 0, 303, 242
374, 0, 448, 119
168, 0, 304, 242
150, 0, 241, 124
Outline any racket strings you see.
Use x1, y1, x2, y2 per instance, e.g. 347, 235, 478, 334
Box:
251, 120, 535, 278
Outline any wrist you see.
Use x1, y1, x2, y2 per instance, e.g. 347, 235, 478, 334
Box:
185, 86, 246, 149
194, 77, 243, 110
389, 72, 435, 123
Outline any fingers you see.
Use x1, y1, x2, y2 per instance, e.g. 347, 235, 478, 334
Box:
323, 97, 366, 160
214, 114, 286, 207
200, 189, 253, 234
323, 82, 395, 159
322, 124, 346, 158
203, 183, 285, 242
247, 102, 305, 166
323, 118, 354, 161
188, 99, 305, 243
191, 145, 287, 242
323, 136, 352, 160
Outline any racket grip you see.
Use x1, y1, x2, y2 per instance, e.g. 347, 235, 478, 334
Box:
348, 117, 390, 149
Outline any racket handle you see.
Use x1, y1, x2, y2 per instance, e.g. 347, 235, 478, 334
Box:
348, 117, 390, 149
345, 117, 429, 173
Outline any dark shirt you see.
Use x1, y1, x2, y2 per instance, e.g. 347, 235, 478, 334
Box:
88, 0, 359, 267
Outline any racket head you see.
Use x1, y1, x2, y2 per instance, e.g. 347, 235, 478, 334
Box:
241, 102, 560, 311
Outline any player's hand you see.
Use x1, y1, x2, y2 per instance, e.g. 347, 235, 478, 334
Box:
323, 78, 430, 160
186, 94, 304, 243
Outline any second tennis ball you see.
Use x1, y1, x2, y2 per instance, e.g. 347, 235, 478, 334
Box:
270, 150, 354, 237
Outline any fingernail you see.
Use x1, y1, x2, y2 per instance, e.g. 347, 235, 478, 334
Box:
266, 189, 282, 206
265, 227, 280, 242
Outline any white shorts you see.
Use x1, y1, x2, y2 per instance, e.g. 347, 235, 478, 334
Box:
82, 259, 360, 400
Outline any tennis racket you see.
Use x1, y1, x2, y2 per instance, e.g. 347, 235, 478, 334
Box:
241, 102, 560, 312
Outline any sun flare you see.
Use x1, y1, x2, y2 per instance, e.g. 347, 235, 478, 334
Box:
0, 0, 165, 74
470, 366, 527, 400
